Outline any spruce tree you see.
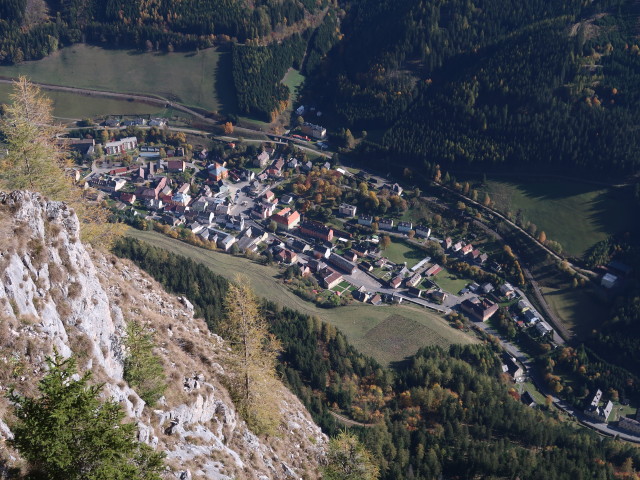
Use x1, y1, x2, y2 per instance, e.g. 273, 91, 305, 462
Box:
7, 352, 164, 480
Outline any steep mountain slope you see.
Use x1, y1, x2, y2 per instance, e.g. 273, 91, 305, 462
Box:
0, 191, 326, 480
311, 0, 640, 176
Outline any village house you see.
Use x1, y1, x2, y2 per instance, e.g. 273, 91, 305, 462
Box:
405, 274, 422, 288
104, 137, 138, 155
217, 234, 237, 252
471, 249, 481, 261
208, 162, 229, 181
397, 221, 413, 233
461, 297, 499, 322
148, 118, 167, 127
415, 225, 431, 238
390, 275, 403, 289
287, 158, 298, 169
501, 354, 525, 382
339, 203, 358, 217
584, 390, 614, 423
461, 244, 473, 256
601, 273, 618, 289
167, 160, 186, 172
327, 253, 357, 275
452, 241, 463, 252
353, 287, 371, 303
263, 190, 276, 203
445, 237, 453, 249
271, 208, 301, 231
88, 176, 127, 193
358, 215, 373, 226
499, 283, 516, 299
481, 282, 494, 294
301, 122, 327, 139
225, 215, 245, 231
275, 248, 298, 264
281, 194, 294, 205
477, 253, 489, 265
359, 261, 374, 272
252, 202, 277, 220
369, 294, 383, 306
425, 264, 443, 277
382, 183, 403, 196
117, 192, 135, 205
431, 289, 447, 303
322, 270, 343, 289
254, 151, 270, 168
535, 321, 553, 337
299, 220, 334, 241
379, 218, 394, 230
215, 203, 231, 216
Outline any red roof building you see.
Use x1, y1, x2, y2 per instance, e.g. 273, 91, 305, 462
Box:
271, 208, 301, 231
300, 220, 333, 242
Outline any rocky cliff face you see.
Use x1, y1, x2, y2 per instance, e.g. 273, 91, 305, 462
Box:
0, 191, 326, 480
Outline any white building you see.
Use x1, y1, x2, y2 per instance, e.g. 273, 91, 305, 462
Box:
104, 137, 138, 155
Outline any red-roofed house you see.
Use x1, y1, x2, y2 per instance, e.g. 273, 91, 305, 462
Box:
425, 264, 442, 277
271, 208, 301, 231
461, 244, 474, 255
167, 160, 186, 172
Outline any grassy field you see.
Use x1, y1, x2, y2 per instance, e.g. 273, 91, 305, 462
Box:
485, 179, 636, 257
433, 270, 469, 295
0, 83, 186, 121
127, 229, 476, 365
0, 44, 232, 112
381, 239, 426, 268
540, 286, 609, 338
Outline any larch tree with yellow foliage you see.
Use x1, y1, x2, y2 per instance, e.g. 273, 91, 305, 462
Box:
0, 77, 124, 246
221, 275, 282, 435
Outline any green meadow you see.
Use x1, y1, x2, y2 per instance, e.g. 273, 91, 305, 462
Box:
485, 179, 636, 257
0, 44, 233, 112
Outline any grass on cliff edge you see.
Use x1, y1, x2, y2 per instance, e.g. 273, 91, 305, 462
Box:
127, 229, 476, 365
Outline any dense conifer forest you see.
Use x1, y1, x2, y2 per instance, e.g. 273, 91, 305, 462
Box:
306, 0, 640, 175
0, 0, 327, 63
114, 237, 640, 479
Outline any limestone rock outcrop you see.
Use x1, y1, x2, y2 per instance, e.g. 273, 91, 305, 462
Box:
0, 191, 326, 480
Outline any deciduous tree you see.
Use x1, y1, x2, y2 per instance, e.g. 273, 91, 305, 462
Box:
323, 431, 379, 480
221, 275, 282, 434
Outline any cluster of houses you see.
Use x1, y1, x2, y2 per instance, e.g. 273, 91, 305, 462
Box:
444, 236, 488, 265
102, 117, 168, 128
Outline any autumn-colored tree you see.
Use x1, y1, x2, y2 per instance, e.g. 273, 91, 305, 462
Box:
223, 121, 234, 135
380, 235, 391, 249
0, 77, 124, 246
538, 231, 547, 243
463, 181, 470, 195
323, 431, 379, 480
483, 192, 491, 207
221, 275, 282, 434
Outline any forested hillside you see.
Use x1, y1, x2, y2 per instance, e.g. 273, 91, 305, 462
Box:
114, 237, 640, 480
309, 0, 640, 175
0, 0, 328, 63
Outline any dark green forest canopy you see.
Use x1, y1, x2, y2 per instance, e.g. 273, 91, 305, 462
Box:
308, 0, 640, 176
0, 0, 328, 63
113, 237, 640, 480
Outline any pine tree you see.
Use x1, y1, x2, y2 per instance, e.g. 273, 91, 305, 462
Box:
8, 352, 164, 480
123, 321, 167, 406
221, 275, 282, 434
